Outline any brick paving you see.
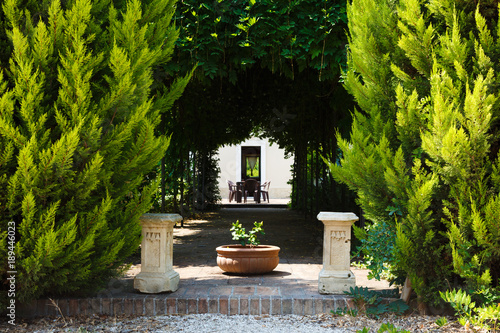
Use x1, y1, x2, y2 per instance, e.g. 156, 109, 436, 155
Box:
19, 208, 393, 318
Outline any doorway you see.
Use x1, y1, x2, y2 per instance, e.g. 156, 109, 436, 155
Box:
241, 146, 261, 182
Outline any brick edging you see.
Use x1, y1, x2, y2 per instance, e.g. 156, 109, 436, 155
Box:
18, 296, 356, 318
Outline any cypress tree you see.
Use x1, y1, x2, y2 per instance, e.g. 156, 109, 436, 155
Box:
0, 0, 191, 303
328, 0, 500, 305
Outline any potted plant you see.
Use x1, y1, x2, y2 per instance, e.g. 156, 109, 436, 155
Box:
216, 221, 280, 274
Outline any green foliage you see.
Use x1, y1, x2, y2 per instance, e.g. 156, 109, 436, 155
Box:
169, 0, 348, 82
394, 162, 449, 305
328, 0, 500, 304
441, 288, 500, 331
356, 323, 411, 333
332, 306, 359, 317
230, 221, 264, 247
353, 220, 397, 281
343, 287, 409, 318
0, 0, 190, 304
377, 323, 411, 333
153, 148, 221, 215
192, 150, 221, 211
435, 317, 448, 328
441, 289, 476, 320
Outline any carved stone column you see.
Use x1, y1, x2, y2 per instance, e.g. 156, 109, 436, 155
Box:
317, 212, 358, 294
134, 213, 182, 293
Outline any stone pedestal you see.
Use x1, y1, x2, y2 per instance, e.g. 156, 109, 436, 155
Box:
317, 212, 358, 294
134, 213, 182, 293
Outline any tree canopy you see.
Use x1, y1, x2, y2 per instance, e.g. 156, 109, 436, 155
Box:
168, 0, 347, 83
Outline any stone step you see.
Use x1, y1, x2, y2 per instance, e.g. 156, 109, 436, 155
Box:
19, 295, 355, 318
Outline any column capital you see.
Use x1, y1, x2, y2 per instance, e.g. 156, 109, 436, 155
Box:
317, 212, 358, 223
140, 213, 182, 226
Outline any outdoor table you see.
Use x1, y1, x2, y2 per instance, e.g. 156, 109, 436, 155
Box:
237, 180, 261, 203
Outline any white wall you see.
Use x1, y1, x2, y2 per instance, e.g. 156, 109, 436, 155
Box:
217, 137, 293, 200
264, 141, 293, 198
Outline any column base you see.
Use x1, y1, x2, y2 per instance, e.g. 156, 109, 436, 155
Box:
134, 270, 180, 293
318, 269, 356, 294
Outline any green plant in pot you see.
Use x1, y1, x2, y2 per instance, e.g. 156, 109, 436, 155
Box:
216, 221, 280, 274
230, 221, 264, 247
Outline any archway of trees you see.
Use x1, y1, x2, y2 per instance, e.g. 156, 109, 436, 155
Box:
155, 0, 358, 217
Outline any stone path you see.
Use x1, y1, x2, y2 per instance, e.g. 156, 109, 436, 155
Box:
19, 208, 393, 318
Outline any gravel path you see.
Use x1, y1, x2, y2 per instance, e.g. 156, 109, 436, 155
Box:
3, 313, 479, 332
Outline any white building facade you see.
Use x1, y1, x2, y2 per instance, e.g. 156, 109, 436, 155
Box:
217, 137, 293, 200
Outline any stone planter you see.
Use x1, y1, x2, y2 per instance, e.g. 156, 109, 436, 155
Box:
216, 245, 280, 274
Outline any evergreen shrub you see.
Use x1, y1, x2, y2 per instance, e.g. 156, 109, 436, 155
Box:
328, 0, 500, 306
0, 0, 191, 304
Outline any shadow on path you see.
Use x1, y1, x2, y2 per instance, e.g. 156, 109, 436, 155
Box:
108, 207, 393, 299
172, 208, 324, 267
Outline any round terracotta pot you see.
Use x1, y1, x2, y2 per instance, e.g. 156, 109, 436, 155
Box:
216, 245, 280, 274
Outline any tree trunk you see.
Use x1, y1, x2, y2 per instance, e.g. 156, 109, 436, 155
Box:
401, 276, 412, 303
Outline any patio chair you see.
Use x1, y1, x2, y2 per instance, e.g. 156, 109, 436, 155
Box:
227, 180, 241, 203
260, 181, 270, 203
243, 179, 260, 203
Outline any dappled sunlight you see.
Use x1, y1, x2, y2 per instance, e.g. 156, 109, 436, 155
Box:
172, 208, 324, 267
173, 227, 205, 238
